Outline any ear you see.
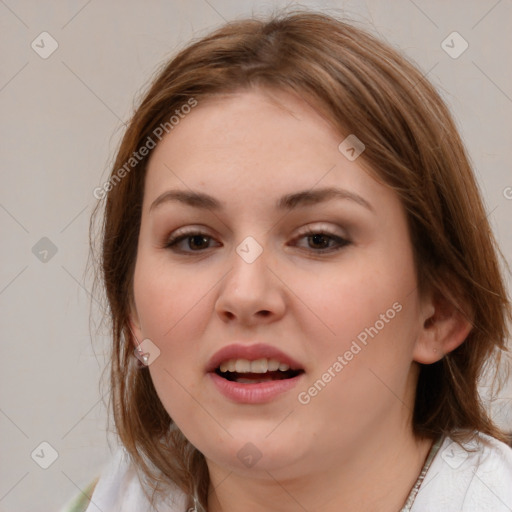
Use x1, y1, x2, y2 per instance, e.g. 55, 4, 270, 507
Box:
413, 286, 473, 364
127, 297, 144, 348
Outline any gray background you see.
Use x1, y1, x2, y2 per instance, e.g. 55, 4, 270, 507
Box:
1, 1, 511, 510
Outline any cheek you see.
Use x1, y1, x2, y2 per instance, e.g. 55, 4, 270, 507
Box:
132, 252, 216, 417
133, 250, 211, 341
291, 248, 418, 359
294, 281, 420, 436
133, 255, 215, 428
293, 249, 421, 418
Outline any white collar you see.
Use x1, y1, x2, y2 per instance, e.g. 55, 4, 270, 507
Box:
87, 432, 512, 512
85, 448, 189, 512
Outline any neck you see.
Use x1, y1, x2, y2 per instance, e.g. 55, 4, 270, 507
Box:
205, 418, 434, 512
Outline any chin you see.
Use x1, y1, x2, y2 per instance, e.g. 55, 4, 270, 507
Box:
196, 425, 307, 474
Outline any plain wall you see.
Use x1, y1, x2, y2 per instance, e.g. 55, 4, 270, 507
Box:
1, 1, 511, 510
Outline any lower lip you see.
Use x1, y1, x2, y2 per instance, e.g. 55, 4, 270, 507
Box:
208, 372, 303, 404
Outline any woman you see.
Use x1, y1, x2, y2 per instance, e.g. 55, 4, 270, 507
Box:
69, 9, 512, 512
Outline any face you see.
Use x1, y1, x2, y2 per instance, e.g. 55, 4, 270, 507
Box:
130, 87, 428, 480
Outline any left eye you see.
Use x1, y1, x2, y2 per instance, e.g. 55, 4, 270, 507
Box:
293, 231, 350, 252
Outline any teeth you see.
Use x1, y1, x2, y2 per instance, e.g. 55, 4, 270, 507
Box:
251, 358, 268, 373
218, 358, 292, 374
267, 359, 280, 371
235, 359, 251, 372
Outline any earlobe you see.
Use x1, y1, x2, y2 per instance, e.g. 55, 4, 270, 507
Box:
413, 288, 473, 365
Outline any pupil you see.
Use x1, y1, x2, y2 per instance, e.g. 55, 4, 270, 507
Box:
190, 235, 208, 249
310, 234, 328, 248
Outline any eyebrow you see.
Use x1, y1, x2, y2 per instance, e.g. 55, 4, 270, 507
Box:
149, 186, 374, 214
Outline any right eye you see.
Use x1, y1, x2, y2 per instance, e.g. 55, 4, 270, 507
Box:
164, 230, 220, 253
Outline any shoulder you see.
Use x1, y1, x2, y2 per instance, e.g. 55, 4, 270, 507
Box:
411, 431, 512, 512
60, 477, 99, 512
60, 448, 189, 512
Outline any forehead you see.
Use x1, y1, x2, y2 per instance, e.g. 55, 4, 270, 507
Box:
142, 87, 391, 215
148, 88, 340, 161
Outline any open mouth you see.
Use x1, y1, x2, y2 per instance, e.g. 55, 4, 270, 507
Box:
214, 358, 304, 384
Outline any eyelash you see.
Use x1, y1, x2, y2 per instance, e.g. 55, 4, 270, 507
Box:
163, 227, 351, 254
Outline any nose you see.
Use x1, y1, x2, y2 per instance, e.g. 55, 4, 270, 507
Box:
214, 240, 286, 326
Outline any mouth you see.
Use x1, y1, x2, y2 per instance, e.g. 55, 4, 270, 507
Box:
206, 343, 305, 402
214, 358, 304, 384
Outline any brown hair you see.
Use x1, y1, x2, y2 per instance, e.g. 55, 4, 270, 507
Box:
89, 8, 511, 509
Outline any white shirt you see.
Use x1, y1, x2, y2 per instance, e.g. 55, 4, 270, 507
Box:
84, 432, 512, 511
411, 433, 512, 511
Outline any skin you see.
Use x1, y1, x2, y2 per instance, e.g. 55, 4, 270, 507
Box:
129, 87, 472, 512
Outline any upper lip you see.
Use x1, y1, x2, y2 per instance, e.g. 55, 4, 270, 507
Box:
206, 343, 304, 373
